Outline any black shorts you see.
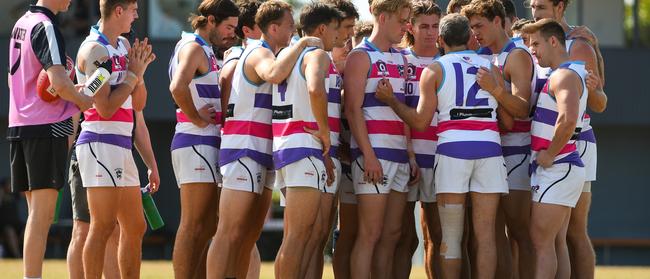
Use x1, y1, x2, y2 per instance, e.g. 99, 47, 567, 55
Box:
69, 149, 90, 222
10, 137, 68, 192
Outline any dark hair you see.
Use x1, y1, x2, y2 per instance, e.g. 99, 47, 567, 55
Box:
439, 13, 470, 48
100, 0, 136, 18
447, 0, 471, 14
551, 0, 571, 8
501, 0, 517, 20
353, 21, 373, 41
300, 3, 344, 35
511, 18, 533, 33
189, 0, 240, 30
322, 0, 359, 20
522, 18, 566, 47
405, 0, 442, 46
235, 0, 262, 39
461, 0, 506, 29
256, 0, 293, 33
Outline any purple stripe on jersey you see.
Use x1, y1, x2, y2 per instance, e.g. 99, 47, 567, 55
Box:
363, 92, 405, 107
529, 151, 584, 175
76, 131, 132, 149
273, 147, 324, 170
535, 78, 547, 93
578, 129, 596, 143
533, 106, 558, 127
405, 95, 419, 108
437, 141, 502, 159
97, 35, 110, 46
328, 89, 342, 104
503, 41, 516, 53
219, 148, 273, 168
416, 154, 435, 168
351, 147, 409, 163
329, 145, 339, 159
254, 93, 272, 109
196, 84, 221, 99
502, 145, 531, 157
171, 133, 220, 150
476, 47, 492, 55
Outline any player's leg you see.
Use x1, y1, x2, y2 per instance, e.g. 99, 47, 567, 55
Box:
115, 187, 147, 279
303, 192, 336, 279
501, 190, 534, 279
494, 207, 513, 279
469, 192, 501, 279
236, 188, 272, 279
555, 210, 572, 279
437, 193, 467, 279
332, 201, 357, 279
351, 192, 389, 279
173, 182, 219, 279
422, 202, 443, 279
245, 245, 262, 279
103, 225, 121, 279
67, 220, 89, 279
393, 201, 418, 278
567, 188, 595, 279
83, 187, 119, 278
530, 202, 571, 279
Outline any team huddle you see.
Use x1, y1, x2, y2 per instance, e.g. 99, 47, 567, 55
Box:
8, 0, 608, 278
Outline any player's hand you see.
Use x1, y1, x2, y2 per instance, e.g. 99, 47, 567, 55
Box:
196, 104, 217, 127
363, 155, 383, 185
75, 85, 94, 111
324, 155, 336, 186
147, 168, 161, 193
536, 149, 554, 169
299, 36, 324, 49
408, 157, 421, 186
477, 66, 504, 96
127, 38, 156, 78
304, 126, 331, 156
375, 78, 395, 104
586, 70, 601, 92
568, 26, 598, 48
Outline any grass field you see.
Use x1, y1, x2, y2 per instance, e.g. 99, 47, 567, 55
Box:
1, 260, 650, 278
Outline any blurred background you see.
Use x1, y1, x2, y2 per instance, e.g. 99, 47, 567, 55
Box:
0, 0, 648, 266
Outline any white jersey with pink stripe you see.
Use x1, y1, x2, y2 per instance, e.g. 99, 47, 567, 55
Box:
76, 26, 133, 150
219, 40, 274, 169
530, 61, 588, 173
271, 47, 328, 169
436, 51, 501, 160
477, 38, 538, 156
402, 48, 439, 168
168, 32, 222, 151
350, 38, 408, 163
326, 58, 343, 159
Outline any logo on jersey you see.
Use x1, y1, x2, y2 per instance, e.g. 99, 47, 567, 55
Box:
531, 185, 540, 193
256, 172, 262, 184
381, 175, 388, 186
406, 63, 417, 81
397, 64, 405, 78
320, 171, 327, 184
376, 60, 388, 76
115, 168, 123, 180
209, 54, 219, 72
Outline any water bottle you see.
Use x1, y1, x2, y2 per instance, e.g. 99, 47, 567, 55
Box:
52, 189, 63, 224
83, 67, 111, 96
141, 185, 164, 230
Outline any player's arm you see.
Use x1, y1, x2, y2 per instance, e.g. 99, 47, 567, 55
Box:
33, 22, 92, 111
169, 43, 214, 128
78, 43, 136, 118
569, 40, 607, 113
377, 63, 439, 132
569, 26, 605, 84
304, 50, 331, 155
253, 37, 323, 84
134, 111, 160, 192
69, 112, 81, 149
123, 38, 150, 112
344, 51, 375, 159
477, 55, 531, 119
497, 105, 515, 131
218, 58, 237, 125
547, 70, 581, 157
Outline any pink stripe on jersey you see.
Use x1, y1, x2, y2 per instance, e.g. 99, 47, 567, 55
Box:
273, 121, 318, 137
437, 120, 499, 134
411, 126, 438, 141
531, 135, 577, 154
366, 120, 405, 136
176, 110, 222, 124
84, 108, 133, 122
328, 117, 341, 133
510, 120, 532, 133
223, 120, 272, 139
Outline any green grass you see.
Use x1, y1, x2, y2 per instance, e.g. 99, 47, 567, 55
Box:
1, 260, 649, 278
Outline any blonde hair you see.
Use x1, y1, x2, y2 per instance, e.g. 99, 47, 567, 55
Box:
370, 0, 411, 17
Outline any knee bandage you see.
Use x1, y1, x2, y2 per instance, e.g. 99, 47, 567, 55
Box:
582, 181, 592, 193
439, 203, 464, 259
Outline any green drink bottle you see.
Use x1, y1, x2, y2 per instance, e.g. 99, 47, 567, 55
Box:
141, 185, 164, 230
52, 189, 63, 224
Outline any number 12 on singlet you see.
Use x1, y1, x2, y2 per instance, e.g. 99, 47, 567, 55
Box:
452, 63, 488, 107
